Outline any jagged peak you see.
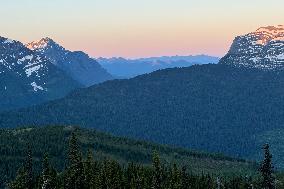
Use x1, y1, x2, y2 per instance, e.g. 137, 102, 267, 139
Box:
26, 37, 63, 51
240, 25, 284, 46
0, 36, 21, 45
219, 24, 284, 70
255, 25, 284, 35
256, 25, 284, 31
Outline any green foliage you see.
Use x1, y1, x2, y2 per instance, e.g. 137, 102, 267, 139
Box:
260, 144, 275, 189
84, 149, 96, 189
152, 151, 163, 189
0, 126, 256, 188
8, 136, 262, 189
38, 154, 57, 189
8, 146, 34, 189
8, 168, 28, 189
64, 132, 84, 189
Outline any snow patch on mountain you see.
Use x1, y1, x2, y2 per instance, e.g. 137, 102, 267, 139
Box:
26, 37, 113, 86
3, 39, 15, 44
0, 36, 51, 93
0, 36, 82, 111
25, 64, 43, 77
30, 82, 44, 91
19, 55, 33, 62
219, 25, 284, 70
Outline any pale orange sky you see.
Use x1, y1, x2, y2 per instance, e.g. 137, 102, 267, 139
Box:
1, 0, 284, 58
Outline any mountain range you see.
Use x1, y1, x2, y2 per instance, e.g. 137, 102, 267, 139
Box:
1, 64, 284, 165
0, 37, 80, 111
0, 36, 112, 111
1, 25, 284, 167
97, 55, 219, 78
27, 38, 113, 86
0, 35, 219, 111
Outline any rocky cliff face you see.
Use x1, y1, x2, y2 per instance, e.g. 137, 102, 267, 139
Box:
219, 25, 284, 70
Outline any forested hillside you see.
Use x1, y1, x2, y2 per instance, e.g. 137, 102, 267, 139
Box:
1, 64, 284, 165
0, 126, 256, 188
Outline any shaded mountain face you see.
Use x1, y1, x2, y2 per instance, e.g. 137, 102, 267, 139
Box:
0, 36, 80, 111
26, 38, 113, 86
219, 25, 284, 69
97, 55, 219, 78
2, 64, 284, 166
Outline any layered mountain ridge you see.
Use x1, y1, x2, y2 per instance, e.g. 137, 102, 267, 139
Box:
27, 38, 113, 86
97, 55, 219, 78
2, 25, 284, 167
0, 35, 115, 111
0, 36, 80, 111
219, 25, 284, 69
3, 64, 284, 166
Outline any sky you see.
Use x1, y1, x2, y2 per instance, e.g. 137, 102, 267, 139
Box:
1, 0, 284, 58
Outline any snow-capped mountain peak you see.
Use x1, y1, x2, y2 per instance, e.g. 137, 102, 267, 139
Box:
26, 38, 113, 86
0, 36, 81, 111
0, 36, 55, 92
219, 25, 284, 70
26, 37, 64, 52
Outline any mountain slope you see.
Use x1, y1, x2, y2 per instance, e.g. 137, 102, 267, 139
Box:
27, 38, 113, 86
1, 64, 284, 165
0, 125, 257, 188
0, 36, 81, 111
97, 55, 219, 78
219, 25, 284, 69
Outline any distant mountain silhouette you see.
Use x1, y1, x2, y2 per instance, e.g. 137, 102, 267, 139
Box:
97, 55, 219, 78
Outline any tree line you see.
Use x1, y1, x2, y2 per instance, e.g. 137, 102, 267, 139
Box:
6, 132, 276, 189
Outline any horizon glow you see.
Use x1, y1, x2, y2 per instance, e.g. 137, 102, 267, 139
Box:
1, 0, 284, 58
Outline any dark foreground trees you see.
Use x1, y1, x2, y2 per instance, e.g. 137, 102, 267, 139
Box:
260, 144, 275, 189
8, 146, 34, 189
8, 133, 275, 189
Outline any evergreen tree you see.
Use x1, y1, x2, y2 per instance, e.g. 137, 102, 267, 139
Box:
8, 145, 34, 189
152, 151, 163, 189
244, 175, 254, 189
40, 153, 57, 189
68, 132, 82, 167
104, 159, 123, 189
169, 163, 181, 189
6, 128, 274, 189
64, 132, 84, 189
84, 149, 96, 189
180, 166, 189, 189
125, 162, 146, 189
25, 145, 33, 189
95, 162, 107, 189
8, 168, 28, 189
260, 144, 275, 189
